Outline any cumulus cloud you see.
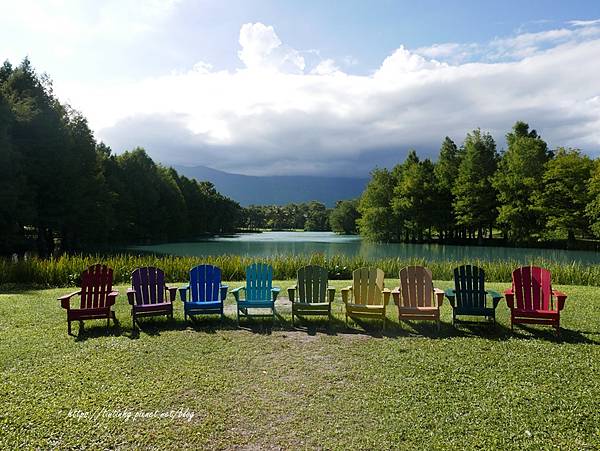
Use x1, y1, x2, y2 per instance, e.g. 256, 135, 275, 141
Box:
238, 22, 305, 73
56, 20, 600, 176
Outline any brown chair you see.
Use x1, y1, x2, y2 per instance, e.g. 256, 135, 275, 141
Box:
392, 266, 444, 331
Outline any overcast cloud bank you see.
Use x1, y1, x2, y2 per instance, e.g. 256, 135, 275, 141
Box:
59, 19, 600, 175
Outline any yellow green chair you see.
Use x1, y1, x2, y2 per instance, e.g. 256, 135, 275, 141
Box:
341, 267, 390, 330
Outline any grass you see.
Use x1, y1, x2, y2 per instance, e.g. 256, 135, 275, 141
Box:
2, 253, 600, 286
1, 279, 599, 449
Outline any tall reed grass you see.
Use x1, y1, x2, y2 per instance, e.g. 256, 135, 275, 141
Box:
1, 253, 599, 287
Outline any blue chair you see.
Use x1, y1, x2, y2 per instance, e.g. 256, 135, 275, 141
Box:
179, 265, 228, 321
445, 265, 502, 325
231, 263, 280, 325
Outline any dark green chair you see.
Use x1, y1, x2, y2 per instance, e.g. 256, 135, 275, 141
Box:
445, 265, 502, 325
287, 265, 335, 327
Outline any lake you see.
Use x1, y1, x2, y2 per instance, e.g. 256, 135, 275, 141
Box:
128, 231, 600, 264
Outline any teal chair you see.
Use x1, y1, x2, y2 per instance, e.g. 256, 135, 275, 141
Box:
445, 265, 502, 325
231, 263, 280, 325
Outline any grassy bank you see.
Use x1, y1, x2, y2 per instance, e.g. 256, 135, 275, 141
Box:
1, 253, 600, 287
1, 280, 599, 449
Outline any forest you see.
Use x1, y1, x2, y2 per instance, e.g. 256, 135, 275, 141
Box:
358, 124, 600, 246
0, 59, 241, 256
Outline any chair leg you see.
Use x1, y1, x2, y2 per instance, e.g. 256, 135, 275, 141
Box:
67, 320, 72, 335
79, 320, 84, 332
236, 307, 240, 327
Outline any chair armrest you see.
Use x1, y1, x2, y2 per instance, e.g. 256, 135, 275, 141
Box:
287, 286, 297, 304
165, 286, 178, 302
179, 285, 189, 302
126, 288, 136, 305
231, 286, 245, 302
444, 288, 456, 307
486, 290, 503, 309
504, 288, 514, 309
553, 290, 567, 311
340, 286, 352, 304
434, 288, 444, 307
391, 287, 400, 306
382, 288, 391, 306
220, 284, 229, 301
107, 290, 119, 307
272, 287, 280, 302
327, 287, 336, 304
58, 290, 80, 310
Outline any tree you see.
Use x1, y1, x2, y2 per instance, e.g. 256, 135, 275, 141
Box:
453, 129, 499, 240
0, 88, 28, 252
357, 168, 396, 242
538, 148, 593, 241
330, 199, 360, 234
493, 121, 551, 242
586, 160, 600, 238
433, 137, 461, 240
391, 151, 437, 241
304, 201, 329, 231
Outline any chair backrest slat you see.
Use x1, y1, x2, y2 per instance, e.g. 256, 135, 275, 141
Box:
512, 266, 553, 312
352, 267, 384, 305
453, 265, 487, 310
297, 265, 328, 303
80, 264, 114, 309
398, 266, 433, 308
190, 265, 222, 303
132, 267, 166, 305
246, 263, 273, 301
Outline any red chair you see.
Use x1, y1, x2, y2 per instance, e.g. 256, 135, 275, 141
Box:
504, 266, 567, 335
58, 264, 118, 335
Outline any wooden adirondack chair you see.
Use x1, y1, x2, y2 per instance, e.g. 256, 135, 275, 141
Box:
57, 264, 118, 335
287, 265, 335, 326
504, 266, 567, 335
445, 265, 502, 325
179, 264, 228, 321
127, 267, 177, 328
231, 263, 280, 325
341, 267, 390, 330
392, 266, 444, 331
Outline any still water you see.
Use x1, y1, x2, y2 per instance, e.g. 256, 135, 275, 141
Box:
127, 232, 600, 264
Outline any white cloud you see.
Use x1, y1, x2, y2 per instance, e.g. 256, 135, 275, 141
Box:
238, 22, 305, 73
311, 59, 340, 75
569, 19, 600, 27
52, 20, 600, 176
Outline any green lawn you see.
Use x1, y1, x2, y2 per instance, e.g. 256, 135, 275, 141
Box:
1, 280, 599, 449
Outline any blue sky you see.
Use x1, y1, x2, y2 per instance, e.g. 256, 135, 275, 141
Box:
1, 0, 600, 175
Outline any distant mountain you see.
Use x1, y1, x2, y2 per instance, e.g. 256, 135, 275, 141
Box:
174, 165, 368, 207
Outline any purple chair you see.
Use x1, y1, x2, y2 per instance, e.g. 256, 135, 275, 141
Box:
127, 267, 177, 329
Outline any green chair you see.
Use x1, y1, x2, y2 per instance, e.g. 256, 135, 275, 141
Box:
287, 265, 335, 327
